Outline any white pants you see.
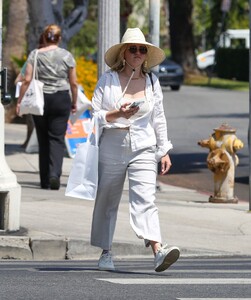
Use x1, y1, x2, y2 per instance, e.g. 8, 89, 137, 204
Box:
90, 128, 162, 250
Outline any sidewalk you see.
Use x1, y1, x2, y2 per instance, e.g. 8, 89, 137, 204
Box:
1, 123, 251, 260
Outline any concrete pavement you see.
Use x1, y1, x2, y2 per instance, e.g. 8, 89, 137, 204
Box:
1, 123, 251, 260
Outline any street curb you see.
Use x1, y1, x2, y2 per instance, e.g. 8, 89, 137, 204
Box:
0, 236, 32, 260
0, 237, 151, 260
0, 236, 242, 261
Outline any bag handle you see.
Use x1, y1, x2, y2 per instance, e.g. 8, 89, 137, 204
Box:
87, 115, 99, 147
33, 50, 39, 80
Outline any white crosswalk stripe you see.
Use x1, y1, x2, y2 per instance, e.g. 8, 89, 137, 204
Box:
177, 298, 251, 300
164, 270, 251, 273
97, 278, 251, 285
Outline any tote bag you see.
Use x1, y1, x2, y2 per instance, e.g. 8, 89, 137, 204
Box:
65, 117, 99, 200
19, 50, 44, 116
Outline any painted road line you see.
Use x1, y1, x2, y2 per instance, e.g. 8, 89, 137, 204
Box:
177, 298, 251, 300
97, 278, 251, 285
167, 270, 251, 273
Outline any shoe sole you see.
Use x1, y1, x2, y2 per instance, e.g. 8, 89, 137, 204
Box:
155, 247, 180, 272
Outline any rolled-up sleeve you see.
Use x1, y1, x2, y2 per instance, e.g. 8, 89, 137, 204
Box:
92, 73, 110, 126
151, 75, 173, 160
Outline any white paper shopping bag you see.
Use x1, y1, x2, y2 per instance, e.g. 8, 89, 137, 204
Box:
65, 117, 99, 200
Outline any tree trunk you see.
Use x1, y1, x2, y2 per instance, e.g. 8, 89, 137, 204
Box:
168, 0, 197, 72
3, 0, 28, 123
27, 0, 89, 50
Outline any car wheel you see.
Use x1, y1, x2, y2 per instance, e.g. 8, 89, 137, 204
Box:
170, 85, 180, 91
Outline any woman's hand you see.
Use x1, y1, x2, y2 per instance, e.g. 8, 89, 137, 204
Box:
16, 103, 21, 116
159, 154, 172, 175
120, 102, 139, 119
71, 103, 77, 114
15, 63, 33, 116
106, 102, 139, 122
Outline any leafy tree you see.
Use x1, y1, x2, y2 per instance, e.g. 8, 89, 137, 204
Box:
193, 0, 249, 51
229, 0, 249, 28
67, 0, 98, 57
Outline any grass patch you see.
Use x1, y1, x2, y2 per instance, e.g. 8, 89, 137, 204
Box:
185, 73, 249, 91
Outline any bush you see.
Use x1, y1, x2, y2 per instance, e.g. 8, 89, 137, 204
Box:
75, 56, 98, 100
215, 48, 249, 82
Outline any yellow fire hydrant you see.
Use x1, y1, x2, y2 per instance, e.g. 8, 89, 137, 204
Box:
198, 123, 244, 203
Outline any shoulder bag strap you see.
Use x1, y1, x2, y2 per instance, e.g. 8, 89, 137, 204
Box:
149, 72, 154, 92
33, 50, 39, 80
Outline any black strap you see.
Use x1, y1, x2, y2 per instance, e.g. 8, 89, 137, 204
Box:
149, 72, 154, 92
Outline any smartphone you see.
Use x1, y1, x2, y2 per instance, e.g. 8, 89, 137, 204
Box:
128, 99, 144, 108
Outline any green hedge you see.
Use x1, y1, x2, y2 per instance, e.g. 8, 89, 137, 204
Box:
215, 48, 249, 82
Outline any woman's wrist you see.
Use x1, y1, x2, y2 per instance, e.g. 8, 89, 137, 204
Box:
105, 109, 120, 122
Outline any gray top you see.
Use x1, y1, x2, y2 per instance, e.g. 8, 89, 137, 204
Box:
27, 47, 76, 94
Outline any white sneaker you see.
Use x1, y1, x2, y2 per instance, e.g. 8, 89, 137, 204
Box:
154, 245, 180, 272
98, 252, 115, 271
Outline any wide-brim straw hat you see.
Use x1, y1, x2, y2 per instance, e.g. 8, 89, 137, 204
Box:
105, 28, 165, 69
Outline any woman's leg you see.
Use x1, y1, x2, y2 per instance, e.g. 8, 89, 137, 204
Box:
128, 147, 180, 272
33, 114, 50, 188
46, 91, 71, 187
91, 129, 128, 250
91, 159, 126, 250
128, 146, 162, 245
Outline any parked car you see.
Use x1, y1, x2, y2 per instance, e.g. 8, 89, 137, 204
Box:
196, 49, 215, 71
155, 57, 184, 91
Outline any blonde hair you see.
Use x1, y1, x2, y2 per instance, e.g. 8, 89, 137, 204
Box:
110, 45, 149, 74
110, 45, 127, 71
43, 24, 61, 44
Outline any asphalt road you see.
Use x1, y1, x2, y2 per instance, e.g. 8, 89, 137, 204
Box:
0, 257, 250, 299
159, 85, 249, 202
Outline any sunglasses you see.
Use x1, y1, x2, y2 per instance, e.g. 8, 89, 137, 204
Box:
128, 45, 148, 54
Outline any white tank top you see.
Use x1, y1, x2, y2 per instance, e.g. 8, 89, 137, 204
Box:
119, 96, 150, 120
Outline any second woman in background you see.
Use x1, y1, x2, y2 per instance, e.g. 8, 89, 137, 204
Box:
17, 24, 78, 190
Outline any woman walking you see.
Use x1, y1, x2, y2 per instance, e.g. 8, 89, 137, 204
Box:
90, 28, 180, 272
17, 24, 78, 190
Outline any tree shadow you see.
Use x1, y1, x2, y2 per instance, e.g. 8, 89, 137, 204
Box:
4, 143, 26, 155
191, 112, 249, 119
5, 143, 70, 158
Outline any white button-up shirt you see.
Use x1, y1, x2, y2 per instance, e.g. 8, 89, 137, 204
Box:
92, 70, 173, 161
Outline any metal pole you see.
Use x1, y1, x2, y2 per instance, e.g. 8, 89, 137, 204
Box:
97, 0, 120, 78
149, 0, 160, 73
149, 0, 160, 46
249, 0, 251, 211
0, 0, 2, 72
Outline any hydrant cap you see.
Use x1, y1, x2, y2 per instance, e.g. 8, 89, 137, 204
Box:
213, 123, 236, 134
